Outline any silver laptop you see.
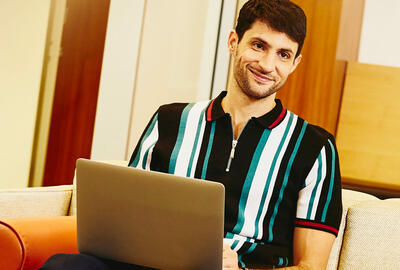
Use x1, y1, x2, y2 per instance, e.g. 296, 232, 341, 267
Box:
76, 159, 225, 270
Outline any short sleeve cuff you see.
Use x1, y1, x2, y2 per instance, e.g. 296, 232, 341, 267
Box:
295, 218, 339, 236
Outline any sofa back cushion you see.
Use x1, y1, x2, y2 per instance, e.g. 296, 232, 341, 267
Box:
326, 189, 379, 270
338, 199, 400, 269
0, 185, 73, 218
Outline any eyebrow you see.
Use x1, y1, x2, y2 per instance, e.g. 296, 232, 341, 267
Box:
251, 37, 295, 55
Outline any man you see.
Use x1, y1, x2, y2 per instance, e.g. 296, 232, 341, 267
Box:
41, 0, 342, 269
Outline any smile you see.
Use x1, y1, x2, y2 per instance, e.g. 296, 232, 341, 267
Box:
249, 68, 274, 83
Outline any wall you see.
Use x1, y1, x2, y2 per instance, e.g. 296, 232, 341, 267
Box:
211, 0, 237, 98
126, 0, 211, 158
91, 0, 217, 161
30, 0, 67, 187
337, 0, 400, 195
359, 0, 400, 67
0, 1, 51, 188
91, 0, 145, 161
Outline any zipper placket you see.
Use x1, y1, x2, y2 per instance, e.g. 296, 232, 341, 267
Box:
225, 116, 250, 172
225, 139, 237, 172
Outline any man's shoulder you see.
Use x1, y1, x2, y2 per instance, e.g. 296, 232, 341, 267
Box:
306, 123, 335, 143
157, 100, 211, 116
287, 111, 337, 159
158, 102, 189, 114
287, 111, 335, 142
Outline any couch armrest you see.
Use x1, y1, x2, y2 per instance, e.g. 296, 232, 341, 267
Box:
0, 216, 78, 270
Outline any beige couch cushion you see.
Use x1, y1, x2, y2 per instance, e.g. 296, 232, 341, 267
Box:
338, 199, 400, 270
0, 185, 73, 218
341, 189, 379, 210
326, 189, 378, 270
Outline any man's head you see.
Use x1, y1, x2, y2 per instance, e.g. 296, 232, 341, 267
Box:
228, 0, 307, 100
236, 0, 306, 58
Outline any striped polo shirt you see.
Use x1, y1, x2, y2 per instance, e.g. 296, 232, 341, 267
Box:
128, 91, 342, 269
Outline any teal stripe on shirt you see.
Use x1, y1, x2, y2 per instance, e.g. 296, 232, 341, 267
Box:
322, 139, 336, 222
268, 121, 308, 242
278, 257, 284, 266
130, 114, 158, 167
225, 232, 235, 239
253, 113, 294, 239
231, 240, 239, 250
201, 121, 216, 179
238, 243, 257, 268
225, 231, 238, 249
168, 103, 195, 174
232, 128, 271, 234
306, 153, 323, 219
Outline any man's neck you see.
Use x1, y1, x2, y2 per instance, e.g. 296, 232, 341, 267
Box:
221, 86, 276, 138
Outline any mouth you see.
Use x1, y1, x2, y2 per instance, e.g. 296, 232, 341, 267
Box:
249, 68, 274, 84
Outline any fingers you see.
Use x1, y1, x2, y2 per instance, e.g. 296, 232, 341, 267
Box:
223, 244, 240, 270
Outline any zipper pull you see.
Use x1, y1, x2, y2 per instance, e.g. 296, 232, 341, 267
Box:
226, 139, 238, 172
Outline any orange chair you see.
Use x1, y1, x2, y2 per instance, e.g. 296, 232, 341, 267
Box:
0, 216, 78, 270
0, 161, 128, 270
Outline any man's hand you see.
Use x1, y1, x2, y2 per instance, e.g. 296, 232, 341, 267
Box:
223, 244, 241, 270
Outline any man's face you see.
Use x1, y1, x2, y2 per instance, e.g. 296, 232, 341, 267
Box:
229, 20, 302, 99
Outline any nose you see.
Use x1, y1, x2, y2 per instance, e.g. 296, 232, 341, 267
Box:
258, 52, 276, 73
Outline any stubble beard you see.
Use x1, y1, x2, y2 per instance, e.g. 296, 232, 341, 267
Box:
233, 59, 286, 100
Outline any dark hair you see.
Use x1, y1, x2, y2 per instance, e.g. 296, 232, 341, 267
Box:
235, 0, 307, 57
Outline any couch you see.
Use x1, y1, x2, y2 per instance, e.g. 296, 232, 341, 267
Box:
1, 161, 399, 270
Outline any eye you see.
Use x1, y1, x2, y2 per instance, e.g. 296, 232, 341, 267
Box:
279, 51, 291, 60
252, 42, 264, 51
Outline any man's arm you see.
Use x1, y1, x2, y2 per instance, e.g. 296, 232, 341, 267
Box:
262, 227, 335, 270
225, 226, 335, 270
279, 136, 340, 269
291, 227, 335, 269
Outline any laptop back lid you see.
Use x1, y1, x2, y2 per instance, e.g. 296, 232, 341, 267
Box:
76, 159, 224, 270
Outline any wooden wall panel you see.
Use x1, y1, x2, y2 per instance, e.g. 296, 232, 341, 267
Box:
336, 0, 365, 61
42, 0, 110, 186
336, 62, 400, 192
276, 0, 364, 135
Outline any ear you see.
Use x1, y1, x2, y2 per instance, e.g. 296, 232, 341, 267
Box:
289, 54, 302, 74
227, 30, 239, 55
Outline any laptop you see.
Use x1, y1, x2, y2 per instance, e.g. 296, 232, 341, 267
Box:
76, 159, 225, 270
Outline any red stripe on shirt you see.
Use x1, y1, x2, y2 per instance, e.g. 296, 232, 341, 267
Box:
295, 220, 339, 235
268, 108, 287, 129
207, 99, 216, 121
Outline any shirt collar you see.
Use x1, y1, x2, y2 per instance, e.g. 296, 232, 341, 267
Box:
206, 91, 287, 129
